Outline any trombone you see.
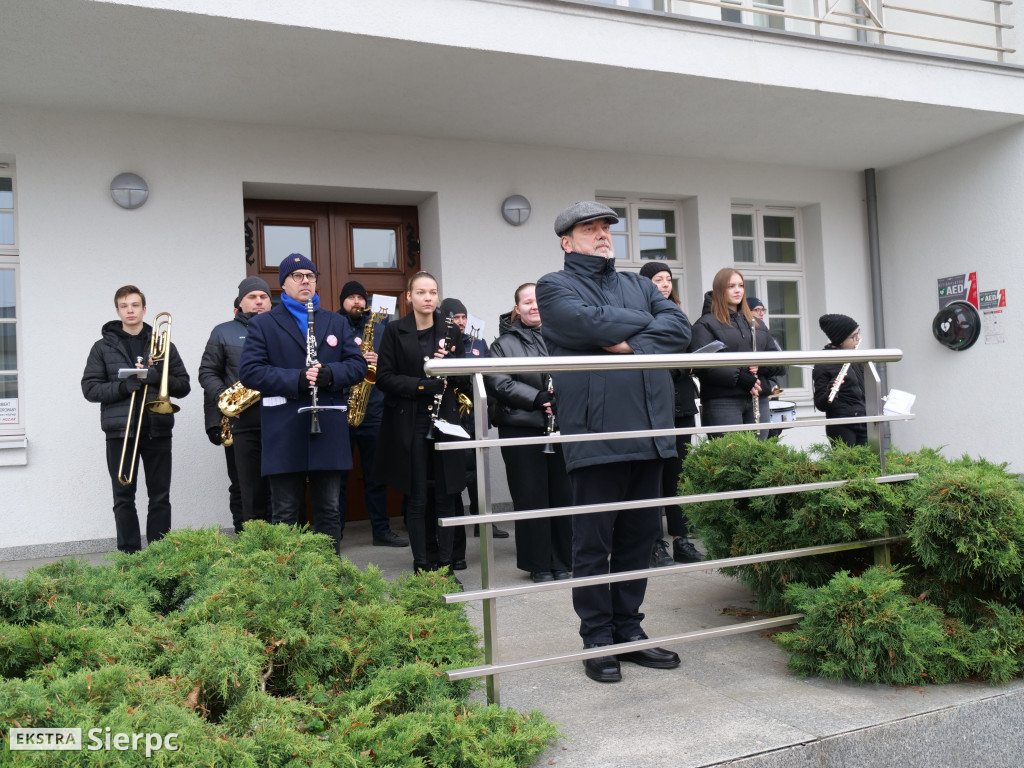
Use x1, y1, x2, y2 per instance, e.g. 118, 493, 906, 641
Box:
118, 312, 178, 485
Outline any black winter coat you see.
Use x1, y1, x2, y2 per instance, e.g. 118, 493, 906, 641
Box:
812, 345, 866, 418
81, 320, 191, 438
372, 311, 468, 496
690, 291, 784, 401
486, 314, 550, 431
536, 251, 691, 472
198, 312, 262, 435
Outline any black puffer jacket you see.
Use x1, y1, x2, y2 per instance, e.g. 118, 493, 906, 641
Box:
81, 320, 191, 438
690, 291, 784, 401
536, 251, 691, 472
812, 346, 866, 418
198, 312, 262, 435
486, 313, 550, 431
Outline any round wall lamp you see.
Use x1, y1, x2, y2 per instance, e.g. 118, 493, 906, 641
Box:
501, 195, 531, 226
110, 172, 149, 209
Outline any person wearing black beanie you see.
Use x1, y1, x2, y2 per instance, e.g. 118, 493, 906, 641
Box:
812, 314, 867, 446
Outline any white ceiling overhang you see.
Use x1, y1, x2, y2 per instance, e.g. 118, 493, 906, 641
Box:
3, 0, 1024, 171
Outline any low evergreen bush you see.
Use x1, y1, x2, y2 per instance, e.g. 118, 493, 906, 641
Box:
0, 523, 558, 765
680, 435, 1024, 684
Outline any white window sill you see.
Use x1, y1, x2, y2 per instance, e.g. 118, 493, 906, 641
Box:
0, 436, 28, 466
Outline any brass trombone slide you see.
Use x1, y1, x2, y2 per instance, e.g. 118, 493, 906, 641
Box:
117, 312, 178, 486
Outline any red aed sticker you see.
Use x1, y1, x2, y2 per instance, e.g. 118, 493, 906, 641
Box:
326, 335, 338, 347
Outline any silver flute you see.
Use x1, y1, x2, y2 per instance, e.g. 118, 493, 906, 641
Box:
827, 338, 861, 403
751, 319, 760, 424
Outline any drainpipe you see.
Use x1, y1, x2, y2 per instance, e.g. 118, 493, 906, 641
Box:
864, 168, 891, 456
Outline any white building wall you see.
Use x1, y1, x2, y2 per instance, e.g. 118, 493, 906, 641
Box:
0, 104, 874, 552
877, 124, 1024, 471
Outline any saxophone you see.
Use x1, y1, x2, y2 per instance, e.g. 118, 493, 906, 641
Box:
347, 309, 385, 427
217, 381, 261, 447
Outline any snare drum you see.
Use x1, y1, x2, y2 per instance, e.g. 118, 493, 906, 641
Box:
769, 400, 797, 423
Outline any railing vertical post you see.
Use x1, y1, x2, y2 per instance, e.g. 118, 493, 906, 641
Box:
873, 541, 892, 568
472, 372, 500, 705
994, 0, 1005, 63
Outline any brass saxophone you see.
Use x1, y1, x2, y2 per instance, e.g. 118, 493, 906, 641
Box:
347, 309, 385, 427
217, 380, 261, 447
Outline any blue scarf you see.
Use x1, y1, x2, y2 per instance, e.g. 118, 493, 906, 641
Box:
280, 292, 320, 337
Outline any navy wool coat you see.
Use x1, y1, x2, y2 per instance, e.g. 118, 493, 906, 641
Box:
536, 251, 691, 473
238, 302, 367, 476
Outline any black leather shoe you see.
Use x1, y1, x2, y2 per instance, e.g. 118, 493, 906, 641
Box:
583, 643, 622, 683
452, 559, 468, 571
373, 530, 410, 547
673, 537, 703, 564
552, 570, 571, 580
531, 571, 555, 583
614, 633, 680, 669
474, 525, 510, 538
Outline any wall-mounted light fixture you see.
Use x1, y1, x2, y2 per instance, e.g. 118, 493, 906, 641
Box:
110, 172, 149, 209
501, 194, 531, 226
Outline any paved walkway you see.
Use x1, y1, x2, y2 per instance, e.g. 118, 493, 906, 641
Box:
3, 520, 1022, 767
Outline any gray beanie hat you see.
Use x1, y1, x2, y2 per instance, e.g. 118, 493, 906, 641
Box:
235, 276, 271, 308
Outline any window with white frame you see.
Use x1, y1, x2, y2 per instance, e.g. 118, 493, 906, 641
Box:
721, 0, 786, 30
0, 171, 21, 433
731, 204, 806, 394
597, 197, 686, 300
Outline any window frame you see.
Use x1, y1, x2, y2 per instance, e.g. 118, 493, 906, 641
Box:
597, 196, 687, 300
0, 167, 23, 437
721, 0, 786, 30
732, 203, 809, 399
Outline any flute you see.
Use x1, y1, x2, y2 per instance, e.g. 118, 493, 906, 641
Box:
827, 338, 861, 403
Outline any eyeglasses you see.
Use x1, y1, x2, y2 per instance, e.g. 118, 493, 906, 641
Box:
752, 307, 766, 314
288, 271, 317, 283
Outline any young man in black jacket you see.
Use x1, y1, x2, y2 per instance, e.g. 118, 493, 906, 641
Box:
198, 276, 272, 533
81, 285, 190, 553
537, 202, 691, 683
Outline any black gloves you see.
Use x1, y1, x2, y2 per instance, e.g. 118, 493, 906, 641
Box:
121, 376, 144, 395
419, 378, 444, 396
533, 391, 550, 411
736, 370, 758, 392
314, 366, 333, 388
143, 363, 162, 385
206, 425, 222, 446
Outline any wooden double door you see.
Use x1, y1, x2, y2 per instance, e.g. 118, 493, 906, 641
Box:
243, 199, 421, 522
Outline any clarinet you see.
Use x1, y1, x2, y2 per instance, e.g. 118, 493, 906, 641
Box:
305, 300, 322, 435
425, 312, 460, 440
542, 374, 558, 454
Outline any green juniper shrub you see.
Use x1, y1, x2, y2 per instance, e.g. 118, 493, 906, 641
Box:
0, 525, 559, 766
681, 433, 905, 612
775, 566, 959, 685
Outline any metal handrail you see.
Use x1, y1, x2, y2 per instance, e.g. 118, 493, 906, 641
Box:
428, 347, 914, 704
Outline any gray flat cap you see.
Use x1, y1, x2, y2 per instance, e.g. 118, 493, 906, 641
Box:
554, 201, 619, 236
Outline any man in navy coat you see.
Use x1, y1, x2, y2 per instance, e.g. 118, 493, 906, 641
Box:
238, 254, 367, 555
537, 202, 691, 683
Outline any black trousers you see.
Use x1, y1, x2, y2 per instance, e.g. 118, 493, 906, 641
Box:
105, 435, 172, 554
408, 419, 459, 568
568, 459, 663, 645
229, 429, 270, 528
223, 444, 243, 532
826, 422, 868, 447
702, 395, 770, 440
268, 471, 343, 555
662, 418, 694, 538
340, 422, 392, 539
499, 424, 572, 573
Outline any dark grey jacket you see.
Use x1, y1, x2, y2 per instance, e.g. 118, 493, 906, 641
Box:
536, 251, 691, 472
486, 314, 550, 431
81, 320, 191, 438
198, 312, 262, 435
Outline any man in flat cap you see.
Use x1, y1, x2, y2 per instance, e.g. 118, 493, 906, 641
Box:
537, 202, 691, 683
